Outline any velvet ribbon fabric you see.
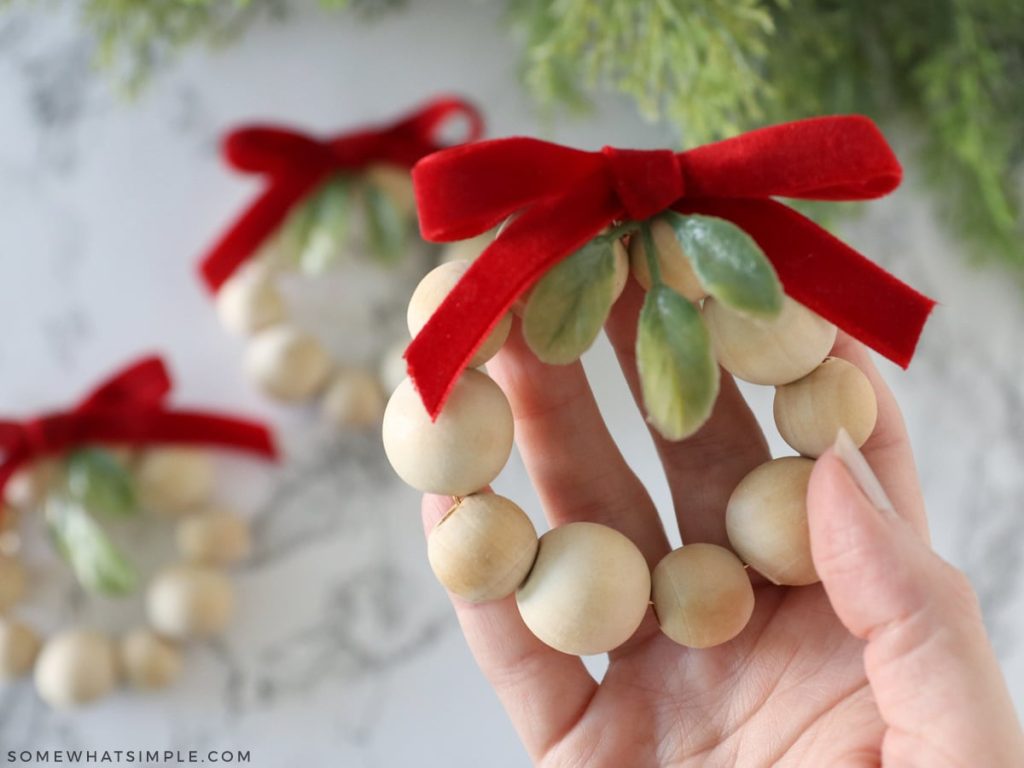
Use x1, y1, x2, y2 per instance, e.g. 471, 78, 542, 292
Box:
0, 356, 277, 496
406, 115, 936, 417
199, 96, 485, 292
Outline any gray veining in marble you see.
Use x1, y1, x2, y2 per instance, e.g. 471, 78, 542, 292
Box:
0, 2, 1021, 766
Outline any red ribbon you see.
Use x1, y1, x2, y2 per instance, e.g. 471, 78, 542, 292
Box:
198, 96, 485, 292
406, 115, 937, 417
0, 356, 277, 495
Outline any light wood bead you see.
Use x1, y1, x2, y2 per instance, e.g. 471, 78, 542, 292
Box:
407, 261, 511, 366
322, 369, 386, 429
516, 522, 651, 655
726, 457, 819, 586
245, 325, 332, 401
176, 506, 251, 567
366, 164, 416, 219
427, 493, 538, 603
629, 217, 707, 301
216, 265, 286, 336
120, 628, 182, 690
703, 295, 837, 385
440, 230, 494, 264
3, 460, 57, 512
136, 449, 214, 516
382, 370, 514, 496
0, 556, 27, 611
34, 629, 118, 709
0, 618, 41, 680
774, 357, 878, 458
146, 565, 235, 640
379, 340, 409, 394
652, 544, 754, 648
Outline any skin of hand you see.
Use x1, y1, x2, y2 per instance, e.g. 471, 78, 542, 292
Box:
421, 280, 1024, 767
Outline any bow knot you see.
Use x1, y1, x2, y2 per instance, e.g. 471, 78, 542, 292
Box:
601, 147, 684, 221
199, 97, 484, 292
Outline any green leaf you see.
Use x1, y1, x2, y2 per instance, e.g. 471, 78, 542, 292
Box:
661, 212, 783, 319
522, 237, 619, 364
277, 192, 319, 267
363, 182, 407, 264
46, 495, 138, 596
299, 176, 353, 274
66, 448, 137, 517
636, 285, 719, 440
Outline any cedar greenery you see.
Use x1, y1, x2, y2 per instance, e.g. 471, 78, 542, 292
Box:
8, 0, 1022, 272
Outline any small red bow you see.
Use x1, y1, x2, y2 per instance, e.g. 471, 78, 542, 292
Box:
198, 96, 485, 292
406, 115, 937, 417
0, 356, 277, 496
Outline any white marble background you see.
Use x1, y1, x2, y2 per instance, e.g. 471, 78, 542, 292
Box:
0, 2, 1021, 766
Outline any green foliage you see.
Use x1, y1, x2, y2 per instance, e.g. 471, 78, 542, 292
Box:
507, 0, 1024, 273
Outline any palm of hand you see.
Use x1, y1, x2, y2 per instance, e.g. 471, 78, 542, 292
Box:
553, 585, 878, 767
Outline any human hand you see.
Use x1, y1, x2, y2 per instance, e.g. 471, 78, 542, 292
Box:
421, 281, 1024, 767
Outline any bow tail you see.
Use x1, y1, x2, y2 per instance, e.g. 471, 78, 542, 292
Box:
199, 170, 331, 292
406, 181, 621, 418
677, 198, 935, 367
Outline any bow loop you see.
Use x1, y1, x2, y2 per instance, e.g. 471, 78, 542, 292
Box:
223, 127, 331, 176
601, 147, 684, 221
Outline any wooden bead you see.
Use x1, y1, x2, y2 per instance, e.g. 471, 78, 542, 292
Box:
366, 164, 416, 219
427, 493, 538, 603
0, 556, 27, 611
774, 357, 878, 458
726, 457, 819, 586
0, 618, 41, 680
245, 325, 332, 401
407, 261, 511, 366
379, 340, 408, 394
382, 370, 514, 496
652, 544, 754, 648
216, 265, 286, 336
146, 565, 234, 640
322, 369, 386, 428
120, 628, 182, 690
440, 230, 494, 264
3, 460, 56, 512
136, 449, 214, 516
516, 522, 650, 655
176, 506, 251, 567
629, 218, 707, 301
703, 296, 837, 385
34, 629, 119, 709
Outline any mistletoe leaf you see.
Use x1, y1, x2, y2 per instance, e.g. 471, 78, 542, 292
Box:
299, 176, 353, 274
363, 182, 407, 264
662, 212, 782, 319
47, 495, 138, 596
67, 448, 137, 517
636, 285, 719, 440
522, 237, 619, 364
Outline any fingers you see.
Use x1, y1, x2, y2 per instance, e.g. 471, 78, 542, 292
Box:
485, 319, 670, 565
422, 494, 597, 761
808, 441, 1024, 767
828, 333, 928, 539
605, 279, 770, 546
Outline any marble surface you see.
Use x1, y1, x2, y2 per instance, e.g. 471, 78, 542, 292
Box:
0, 2, 1021, 765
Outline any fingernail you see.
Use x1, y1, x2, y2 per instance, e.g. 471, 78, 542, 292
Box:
832, 428, 896, 514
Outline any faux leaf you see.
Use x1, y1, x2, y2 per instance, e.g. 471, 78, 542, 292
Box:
277, 192, 318, 267
662, 212, 783, 319
67, 448, 137, 517
522, 236, 619, 364
47, 495, 138, 596
299, 176, 353, 274
636, 285, 720, 440
363, 182, 407, 264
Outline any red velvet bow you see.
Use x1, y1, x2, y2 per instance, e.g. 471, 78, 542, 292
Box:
0, 356, 277, 496
406, 115, 937, 417
199, 96, 485, 292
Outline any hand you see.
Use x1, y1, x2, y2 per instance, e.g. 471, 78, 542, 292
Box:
421, 281, 1024, 767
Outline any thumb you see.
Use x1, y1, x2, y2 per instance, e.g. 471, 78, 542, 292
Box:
808, 430, 1024, 766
